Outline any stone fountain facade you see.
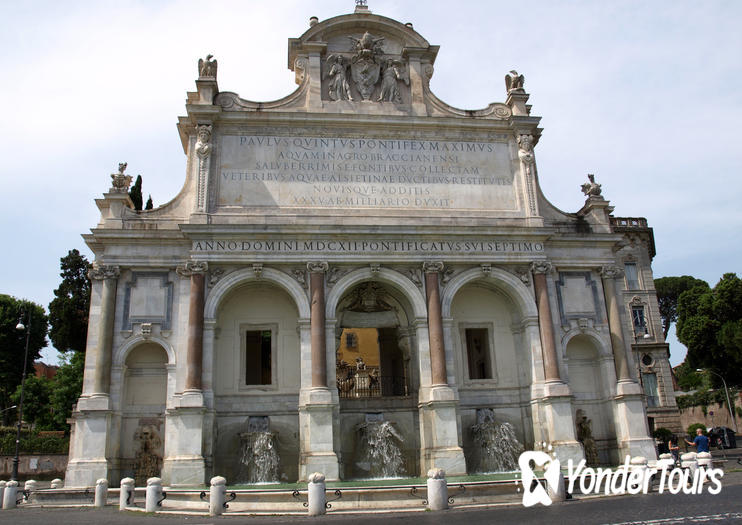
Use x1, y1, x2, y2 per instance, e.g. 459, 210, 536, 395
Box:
64, 4, 679, 488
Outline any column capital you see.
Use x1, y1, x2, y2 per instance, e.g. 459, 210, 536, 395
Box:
530, 260, 553, 275
88, 265, 120, 280
422, 261, 444, 274
600, 265, 624, 279
177, 261, 209, 277
307, 261, 329, 273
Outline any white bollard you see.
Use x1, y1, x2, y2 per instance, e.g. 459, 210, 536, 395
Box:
547, 471, 566, 502
95, 478, 109, 507
696, 452, 713, 469
2, 481, 18, 509
119, 478, 135, 510
307, 472, 326, 516
145, 477, 163, 513
0, 481, 6, 508
50, 479, 64, 489
681, 452, 698, 477
209, 476, 227, 516
24, 479, 38, 493
426, 468, 449, 511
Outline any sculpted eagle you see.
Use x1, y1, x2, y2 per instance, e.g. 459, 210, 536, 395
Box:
505, 70, 525, 93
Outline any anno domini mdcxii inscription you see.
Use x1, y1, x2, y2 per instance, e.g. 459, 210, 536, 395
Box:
217, 135, 517, 210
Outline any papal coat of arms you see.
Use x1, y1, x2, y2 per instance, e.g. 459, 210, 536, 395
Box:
349, 32, 385, 100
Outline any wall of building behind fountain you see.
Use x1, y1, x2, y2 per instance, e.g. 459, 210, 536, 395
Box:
213, 414, 298, 483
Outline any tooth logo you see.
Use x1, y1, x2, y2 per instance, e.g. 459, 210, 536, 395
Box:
518, 451, 561, 507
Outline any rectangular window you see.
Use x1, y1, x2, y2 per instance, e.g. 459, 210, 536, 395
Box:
245, 330, 272, 385
624, 263, 640, 289
465, 328, 492, 380
632, 306, 647, 334
642, 372, 660, 407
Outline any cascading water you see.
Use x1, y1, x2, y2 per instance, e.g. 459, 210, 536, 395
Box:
470, 408, 524, 473
356, 415, 406, 478
237, 416, 280, 483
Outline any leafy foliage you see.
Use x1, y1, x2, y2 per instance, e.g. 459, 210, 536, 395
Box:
677, 273, 742, 387
145, 195, 153, 210
10, 375, 54, 429
0, 295, 47, 426
48, 351, 85, 430
654, 276, 709, 339
673, 361, 708, 392
652, 427, 673, 442
129, 174, 143, 210
0, 427, 68, 454
687, 422, 708, 437
48, 249, 91, 353
675, 388, 738, 410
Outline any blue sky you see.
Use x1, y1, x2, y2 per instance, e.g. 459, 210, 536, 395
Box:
1, 0, 739, 364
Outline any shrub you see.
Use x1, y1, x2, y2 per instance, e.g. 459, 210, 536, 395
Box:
653, 427, 673, 442
687, 423, 707, 437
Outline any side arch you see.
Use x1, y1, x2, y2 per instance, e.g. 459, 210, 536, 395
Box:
204, 267, 311, 320
325, 267, 427, 319
114, 335, 175, 368
441, 267, 537, 319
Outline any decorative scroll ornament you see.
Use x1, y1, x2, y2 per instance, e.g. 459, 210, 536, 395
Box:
307, 261, 329, 273
378, 59, 409, 103
198, 54, 218, 79
209, 268, 225, 286
581, 173, 603, 197
529, 260, 553, 275
177, 261, 209, 277
110, 162, 132, 193
422, 261, 445, 274
89, 264, 120, 280
505, 70, 525, 94
350, 32, 385, 100
600, 265, 624, 279
325, 55, 353, 101
195, 124, 212, 211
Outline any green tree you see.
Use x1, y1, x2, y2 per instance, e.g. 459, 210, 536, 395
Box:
145, 195, 153, 210
48, 351, 84, 430
48, 249, 91, 353
0, 295, 48, 425
10, 375, 54, 429
655, 276, 709, 339
677, 273, 742, 387
673, 360, 708, 392
129, 174, 143, 211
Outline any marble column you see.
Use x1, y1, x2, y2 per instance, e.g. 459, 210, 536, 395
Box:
530, 261, 561, 382
183, 262, 208, 392
308, 261, 329, 388
89, 265, 120, 396
423, 262, 447, 386
600, 266, 631, 382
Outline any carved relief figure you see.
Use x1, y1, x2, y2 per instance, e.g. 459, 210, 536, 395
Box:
505, 70, 525, 93
378, 59, 409, 103
133, 424, 163, 485
575, 409, 599, 465
195, 124, 212, 159
349, 32, 385, 100
195, 124, 212, 211
198, 54, 218, 78
326, 55, 353, 101
581, 173, 602, 197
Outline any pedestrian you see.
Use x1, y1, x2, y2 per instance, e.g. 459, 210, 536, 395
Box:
668, 435, 680, 464
685, 428, 710, 453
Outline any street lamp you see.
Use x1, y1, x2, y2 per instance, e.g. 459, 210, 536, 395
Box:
697, 368, 738, 433
12, 311, 32, 481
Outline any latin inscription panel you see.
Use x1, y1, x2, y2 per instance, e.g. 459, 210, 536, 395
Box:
217, 135, 518, 211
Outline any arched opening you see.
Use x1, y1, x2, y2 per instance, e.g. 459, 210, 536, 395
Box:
450, 282, 532, 473
334, 280, 419, 479
566, 335, 618, 465
119, 342, 168, 484
211, 282, 301, 483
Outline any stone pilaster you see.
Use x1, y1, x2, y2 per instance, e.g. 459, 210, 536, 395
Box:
90, 265, 120, 397
600, 265, 632, 383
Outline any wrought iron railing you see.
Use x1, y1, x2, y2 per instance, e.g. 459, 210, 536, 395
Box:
336, 375, 408, 398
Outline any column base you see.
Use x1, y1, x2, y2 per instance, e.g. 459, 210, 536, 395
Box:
418, 386, 466, 476
161, 457, 206, 487
613, 389, 657, 461
65, 458, 110, 488
551, 441, 585, 466
299, 387, 339, 481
